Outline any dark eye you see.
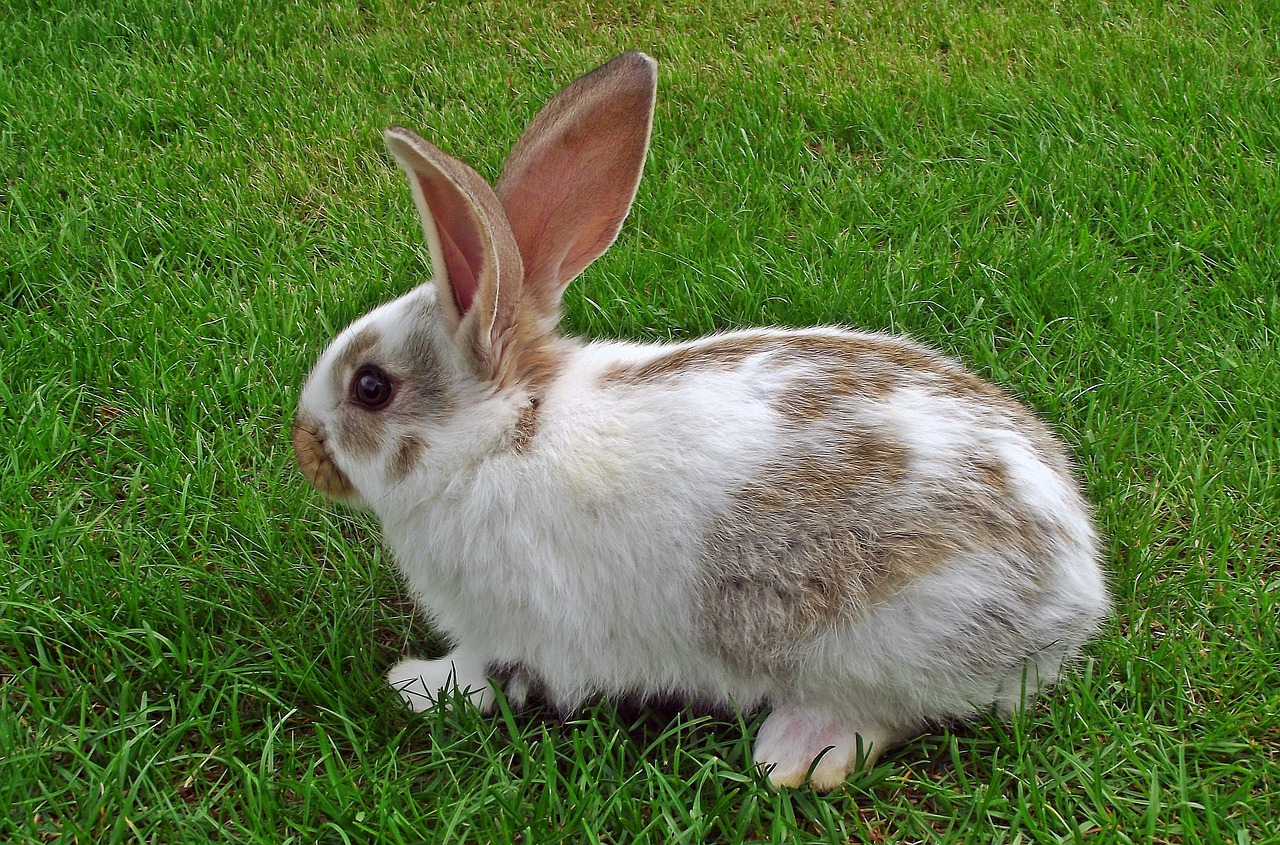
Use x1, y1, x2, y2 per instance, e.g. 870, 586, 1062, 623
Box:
350, 365, 396, 410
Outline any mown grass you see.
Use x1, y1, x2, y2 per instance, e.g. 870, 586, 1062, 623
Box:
2, 0, 1277, 841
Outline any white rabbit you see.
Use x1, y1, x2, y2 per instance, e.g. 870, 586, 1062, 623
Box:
292, 52, 1107, 790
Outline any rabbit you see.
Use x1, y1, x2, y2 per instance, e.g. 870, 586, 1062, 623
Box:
291, 51, 1108, 790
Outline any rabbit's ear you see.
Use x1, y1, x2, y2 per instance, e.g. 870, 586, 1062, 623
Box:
496, 52, 657, 318
384, 126, 522, 377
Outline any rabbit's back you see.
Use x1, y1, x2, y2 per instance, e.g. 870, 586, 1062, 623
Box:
597, 328, 1102, 711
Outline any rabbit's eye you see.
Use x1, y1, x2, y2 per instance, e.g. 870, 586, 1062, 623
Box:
350, 365, 396, 410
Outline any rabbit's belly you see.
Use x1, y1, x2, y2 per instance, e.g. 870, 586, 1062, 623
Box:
389, 537, 711, 696
464, 576, 745, 704
486, 614, 762, 707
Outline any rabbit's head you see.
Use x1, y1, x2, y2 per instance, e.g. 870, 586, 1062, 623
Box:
292, 53, 657, 508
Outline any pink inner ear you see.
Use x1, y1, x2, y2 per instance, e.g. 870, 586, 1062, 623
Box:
436, 216, 478, 314
416, 171, 484, 315
497, 76, 654, 301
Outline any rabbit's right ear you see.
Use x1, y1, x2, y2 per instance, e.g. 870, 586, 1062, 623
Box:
496, 52, 657, 324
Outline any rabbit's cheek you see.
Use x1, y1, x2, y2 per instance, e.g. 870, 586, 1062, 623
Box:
388, 433, 427, 483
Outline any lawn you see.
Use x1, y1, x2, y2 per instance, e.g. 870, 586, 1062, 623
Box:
2, 0, 1277, 841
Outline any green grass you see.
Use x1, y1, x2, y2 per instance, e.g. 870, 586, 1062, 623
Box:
2, 0, 1277, 841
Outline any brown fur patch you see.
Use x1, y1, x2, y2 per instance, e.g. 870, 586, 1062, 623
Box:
393, 322, 456, 423
599, 335, 767, 387
390, 434, 425, 481
695, 425, 1058, 677
339, 405, 387, 459
819, 334, 1073, 475
599, 329, 1073, 477
974, 456, 1011, 498
329, 327, 382, 397
509, 397, 541, 453
292, 413, 356, 501
774, 367, 896, 423
696, 428, 916, 674
595, 330, 1077, 679
492, 316, 569, 394
599, 333, 901, 407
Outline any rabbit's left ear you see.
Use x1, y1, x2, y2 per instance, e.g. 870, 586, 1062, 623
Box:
496, 52, 657, 320
384, 126, 522, 378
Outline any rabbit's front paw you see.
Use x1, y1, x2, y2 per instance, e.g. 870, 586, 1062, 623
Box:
753, 707, 895, 791
386, 651, 494, 713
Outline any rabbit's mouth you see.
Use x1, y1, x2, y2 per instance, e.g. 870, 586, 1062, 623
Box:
291, 413, 357, 503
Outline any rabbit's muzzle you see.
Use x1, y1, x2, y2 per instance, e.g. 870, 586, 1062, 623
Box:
291, 413, 357, 502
